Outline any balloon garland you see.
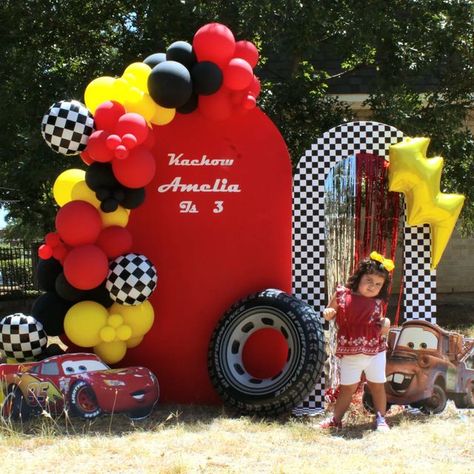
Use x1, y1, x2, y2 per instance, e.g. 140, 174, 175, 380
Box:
33, 23, 261, 365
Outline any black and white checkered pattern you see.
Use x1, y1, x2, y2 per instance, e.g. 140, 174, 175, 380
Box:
41, 100, 94, 155
106, 253, 158, 306
0, 313, 48, 362
292, 121, 404, 415
403, 224, 437, 323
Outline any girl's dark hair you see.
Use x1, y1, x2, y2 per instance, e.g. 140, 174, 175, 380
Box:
346, 257, 391, 300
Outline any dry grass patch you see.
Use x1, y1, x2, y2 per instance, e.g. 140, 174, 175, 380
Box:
0, 402, 472, 473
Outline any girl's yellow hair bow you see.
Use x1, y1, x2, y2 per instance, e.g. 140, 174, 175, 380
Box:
370, 251, 395, 272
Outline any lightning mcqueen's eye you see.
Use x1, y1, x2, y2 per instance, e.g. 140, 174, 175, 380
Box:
407, 342, 415, 348
78, 365, 87, 371
65, 367, 74, 373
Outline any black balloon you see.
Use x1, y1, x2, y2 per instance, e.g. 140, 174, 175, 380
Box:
191, 61, 223, 95
55, 273, 113, 308
148, 61, 193, 108
55, 272, 83, 302
166, 41, 196, 70
100, 197, 119, 213
122, 187, 145, 209
143, 52, 166, 68
86, 162, 120, 191
31, 291, 72, 336
113, 189, 125, 202
177, 93, 199, 114
36, 257, 63, 292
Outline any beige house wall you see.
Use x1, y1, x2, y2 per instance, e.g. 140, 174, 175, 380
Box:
335, 95, 474, 294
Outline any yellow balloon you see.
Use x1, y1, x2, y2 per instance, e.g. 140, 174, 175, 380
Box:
100, 326, 116, 343
107, 313, 124, 328
84, 76, 117, 113
109, 300, 155, 337
123, 62, 152, 92
94, 340, 127, 364
389, 137, 465, 269
70, 180, 101, 208
64, 301, 108, 347
116, 325, 132, 341
53, 169, 86, 207
124, 89, 156, 122
126, 336, 143, 348
150, 104, 176, 126
100, 205, 130, 228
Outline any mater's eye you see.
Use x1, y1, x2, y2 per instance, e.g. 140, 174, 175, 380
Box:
407, 342, 415, 349
420, 343, 427, 349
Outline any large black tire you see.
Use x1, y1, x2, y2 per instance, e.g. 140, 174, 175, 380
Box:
453, 382, 474, 409
208, 289, 325, 416
420, 384, 447, 414
69, 381, 102, 419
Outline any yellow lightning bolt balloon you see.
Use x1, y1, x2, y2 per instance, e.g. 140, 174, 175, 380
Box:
388, 137, 465, 269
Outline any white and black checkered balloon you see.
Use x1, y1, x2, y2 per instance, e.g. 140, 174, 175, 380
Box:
41, 100, 94, 155
106, 253, 158, 305
0, 313, 48, 362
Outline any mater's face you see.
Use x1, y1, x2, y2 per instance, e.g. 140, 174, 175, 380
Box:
396, 327, 439, 351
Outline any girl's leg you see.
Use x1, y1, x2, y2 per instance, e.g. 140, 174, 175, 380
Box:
333, 383, 359, 422
366, 381, 387, 416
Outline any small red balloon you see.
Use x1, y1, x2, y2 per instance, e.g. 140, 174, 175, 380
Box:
94, 101, 126, 131
52, 243, 69, 263
114, 145, 129, 160
223, 58, 253, 91
55, 200, 102, 247
80, 150, 94, 165
38, 244, 53, 260
112, 146, 156, 188
45, 232, 61, 247
249, 75, 261, 98
115, 113, 149, 145
63, 244, 108, 290
122, 133, 138, 149
106, 134, 122, 150
85, 130, 114, 163
96, 226, 133, 259
234, 40, 259, 68
243, 94, 257, 110
193, 23, 236, 67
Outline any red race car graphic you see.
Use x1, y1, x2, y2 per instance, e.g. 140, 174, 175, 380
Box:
0, 353, 159, 420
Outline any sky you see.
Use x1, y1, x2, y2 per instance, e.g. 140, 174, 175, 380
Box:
0, 207, 7, 229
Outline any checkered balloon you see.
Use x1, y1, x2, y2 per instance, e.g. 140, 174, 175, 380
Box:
41, 100, 94, 155
0, 313, 48, 362
106, 253, 158, 305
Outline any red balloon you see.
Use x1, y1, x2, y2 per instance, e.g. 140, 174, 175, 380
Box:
198, 88, 233, 121
112, 146, 156, 188
63, 244, 108, 290
96, 226, 133, 259
234, 40, 259, 68
55, 200, 102, 247
249, 75, 261, 98
223, 58, 253, 91
85, 130, 114, 163
142, 126, 156, 150
52, 243, 69, 263
38, 244, 53, 260
94, 101, 126, 131
45, 232, 61, 247
80, 150, 94, 165
193, 23, 235, 67
243, 94, 257, 110
115, 113, 149, 146
106, 134, 122, 150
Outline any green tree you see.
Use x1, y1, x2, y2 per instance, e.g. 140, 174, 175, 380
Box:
0, 0, 472, 238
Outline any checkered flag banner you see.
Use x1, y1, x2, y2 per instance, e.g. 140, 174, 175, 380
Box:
41, 100, 94, 155
0, 313, 48, 362
292, 121, 405, 415
106, 253, 158, 306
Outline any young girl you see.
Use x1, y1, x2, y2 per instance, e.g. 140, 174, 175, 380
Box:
320, 251, 393, 431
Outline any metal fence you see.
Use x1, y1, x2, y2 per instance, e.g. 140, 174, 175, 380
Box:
0, 241, 40, 298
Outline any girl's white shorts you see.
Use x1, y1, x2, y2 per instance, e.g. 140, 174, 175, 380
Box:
339, 351, 386, 385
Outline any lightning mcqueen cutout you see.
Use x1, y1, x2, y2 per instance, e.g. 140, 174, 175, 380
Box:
0, 353, 159, 420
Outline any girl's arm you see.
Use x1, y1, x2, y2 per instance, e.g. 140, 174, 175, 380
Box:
380, 317, 390, 337
322, 293, 338, 321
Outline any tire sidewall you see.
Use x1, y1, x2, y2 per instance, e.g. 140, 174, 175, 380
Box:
208, 289, 325, 415
70, 380, 102, 419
